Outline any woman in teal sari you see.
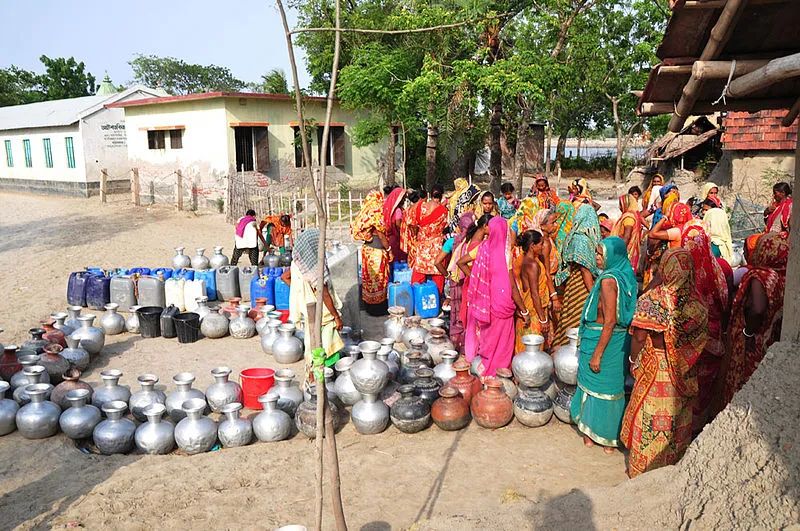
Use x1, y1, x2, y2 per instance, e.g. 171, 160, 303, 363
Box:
571, 236, 638, 453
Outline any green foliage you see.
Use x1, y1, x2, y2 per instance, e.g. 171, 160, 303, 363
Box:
129, 54, 244, 95
1, 56, 96, 107
696, 152, 718, 178
252, 68, 290, 94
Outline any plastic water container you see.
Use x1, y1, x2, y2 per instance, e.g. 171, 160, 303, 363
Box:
110, 276, 137, 312
86, 275, 111, 310
274, 272, 290, 311
67, 271, 94, 307
138, 275, 166, 308
393, 261, 412, 284
413, 281, 440, 319
216, 266, 240, 301
184, 279, 206, 312
152, 267, 173, 280
174, 268, 195, 281
165, 278, 186, 312
388, 282, 414, 317
126, 267, 152, 276
194, 269, 217, 301
250, 274, 274, 306
239, 266, 258, 302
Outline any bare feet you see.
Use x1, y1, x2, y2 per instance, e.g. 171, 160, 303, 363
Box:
603, 446, 616, 455
583, 436, 595, 448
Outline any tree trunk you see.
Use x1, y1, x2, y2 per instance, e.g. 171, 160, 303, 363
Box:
576, 131, 582, 159
425, 122, 438, 190
386, 125, 396, 186
555, 130, 568, 177
490, 101, 503, 195
514, 106, 531, 196
610, 95, 624, 182
545, 122, 553, 178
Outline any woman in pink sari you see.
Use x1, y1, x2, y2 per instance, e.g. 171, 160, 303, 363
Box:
464, 216, 528, 377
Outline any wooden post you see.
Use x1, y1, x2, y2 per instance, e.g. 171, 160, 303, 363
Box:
336, 190, 342, 223
348, 190, 353, 224
781, 131, 800, 342
304, 192, 309, 229
131, 168, 140, 206
174, 170, 184, 211
100, 168, 108, 203
191, 182, 198, 211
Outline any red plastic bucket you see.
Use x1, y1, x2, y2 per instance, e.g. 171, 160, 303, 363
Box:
240, 368, 275, 409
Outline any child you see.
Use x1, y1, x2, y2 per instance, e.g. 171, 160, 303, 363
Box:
515, 230, 550, 350
498, 182, 520, 219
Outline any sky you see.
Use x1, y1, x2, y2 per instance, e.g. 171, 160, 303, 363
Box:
0, 0, 312, 90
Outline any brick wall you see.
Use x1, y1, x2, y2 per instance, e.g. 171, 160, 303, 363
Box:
722, 109, 798, 151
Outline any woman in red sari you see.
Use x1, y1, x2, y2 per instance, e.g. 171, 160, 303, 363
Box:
764, 182, 792, 234
622, 248, 708, 477
352, 190, 391, 315
408, 184, 449, 292
383, 186, 407, 264
464, 216, 527, 377
719, 232, 789, 407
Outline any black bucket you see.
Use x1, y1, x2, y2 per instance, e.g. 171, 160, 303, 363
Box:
136, 306, 163, 338
160, 305, 180, 339
173, 312, 201, 344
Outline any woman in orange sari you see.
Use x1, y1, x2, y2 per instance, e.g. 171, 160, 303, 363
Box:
611, 194, 645, 275
408, 184, 449, 292
719, 232, 789, 407
352, 190, 391, 315
622, 248, 708, 477
514, 230, 550, 351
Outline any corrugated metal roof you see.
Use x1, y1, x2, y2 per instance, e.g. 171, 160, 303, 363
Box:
0, 85, 163, 131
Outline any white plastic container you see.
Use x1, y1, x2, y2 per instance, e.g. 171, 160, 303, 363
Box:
183, 279, 206, 312
165, 278, 186, 312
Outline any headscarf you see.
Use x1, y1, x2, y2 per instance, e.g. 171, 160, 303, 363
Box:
703, 208, 733, 264
454, 212, 476, 247
293, 229, 330, 287
382, 187, 405, 231
448, 178, 470, 214
669, 203, 693, 226
532, 177, 560, 210
556, 203, 601, 285
642, 174, 664, 210
553, 201, 576, 250
600, 218, 614, 234
612, 194, 645, 274
766, 195, 793, 233
509, 197, 540, 234
351, 190, 385, 242
472, 190, 499, 216
701, 182, 722, 208
631, 248, 708, 396
573, 178, 592, 203
745, 233, 761, 261
652, 183, 679, 227
582, 236, 638, 326
235, 214, 256, 238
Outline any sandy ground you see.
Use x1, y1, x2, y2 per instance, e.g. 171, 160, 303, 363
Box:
0, 192, 628, 530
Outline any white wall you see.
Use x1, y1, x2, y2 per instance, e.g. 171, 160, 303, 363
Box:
0, 124, 86, 183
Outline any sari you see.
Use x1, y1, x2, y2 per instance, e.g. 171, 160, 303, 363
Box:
262, 215, 293, 251
497, 196, 519, 219
571, 237, 638, 447
448, 178, 479, 233
352, 191, 391, 306
766, 197, 792, 233
409, 199, 449, 283
472, 190, 499, 216
703, 208, 733, 266
642, 176, 663, 213
553, 204, 601, 347
534, 180, 560, 211
383, 187, 406, 263
701, 182, 723, 209
514, 253, 550, 352
651, 183, 679, 228
552, 202, 576, 252
621, 249, 708, 477
464, 217, 516, 377
573, 178, 592, 205
723, 232, 789, 405
447, 212, 477, 350
611, 194, 645, 274
510, 198, 541, 235
290, 229, 344, 364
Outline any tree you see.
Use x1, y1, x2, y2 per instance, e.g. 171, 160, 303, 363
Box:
253, 68, 290, 94
38, 55, 96, 99
0, 66, 42, 107
129, 54, 245, 95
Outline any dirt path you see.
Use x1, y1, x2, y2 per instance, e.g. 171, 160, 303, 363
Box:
0, 192, 627, 529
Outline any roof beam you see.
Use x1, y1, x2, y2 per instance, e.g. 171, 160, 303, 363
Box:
668, 0, 749, 132
726, 52, 800, 98
641, 97, 796, 115
780, 96, 800, 126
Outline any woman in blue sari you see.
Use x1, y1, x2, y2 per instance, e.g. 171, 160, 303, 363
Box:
571, 236, 638, 453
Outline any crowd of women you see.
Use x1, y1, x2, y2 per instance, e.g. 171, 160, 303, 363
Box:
352, 175, 793, 478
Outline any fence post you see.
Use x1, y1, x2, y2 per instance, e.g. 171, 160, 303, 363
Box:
131, 168, 140, 206
348, 190, 353, 224
175, 170, 183, 211
100, 168, 108, 203
337, 190, 342, 223
191, 182, 198, 211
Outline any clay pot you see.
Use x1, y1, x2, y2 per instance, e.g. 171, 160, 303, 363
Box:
220, 297, 242, 320
448, 359, 482, 405
295, 385, 344, 439
412, 367, 441, 405
398, 352, 428, 385
433, 350, 458, 385
50, 368, 93, 410
22, 328, 49, 354
431, 386, 471, 431
50, 312, 75, 337
401, 316, 427, 349
248, 298, 271, 321
513, 386, 553, 428
471, 377, 514, 429
0, 345, 22, 382
40, 344, 70, 385
41, 321, 66, 348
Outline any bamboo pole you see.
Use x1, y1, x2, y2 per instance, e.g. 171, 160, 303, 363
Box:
131, 168, 140, 206
175, 169, 184, 211
640, 98, 796, 116
348, 190, 353, 224
781, 96, 800, 127
726, 52, 800, 99
100, 169, 108, 203
780, 131, 800, 342
667, 0, 747, 133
